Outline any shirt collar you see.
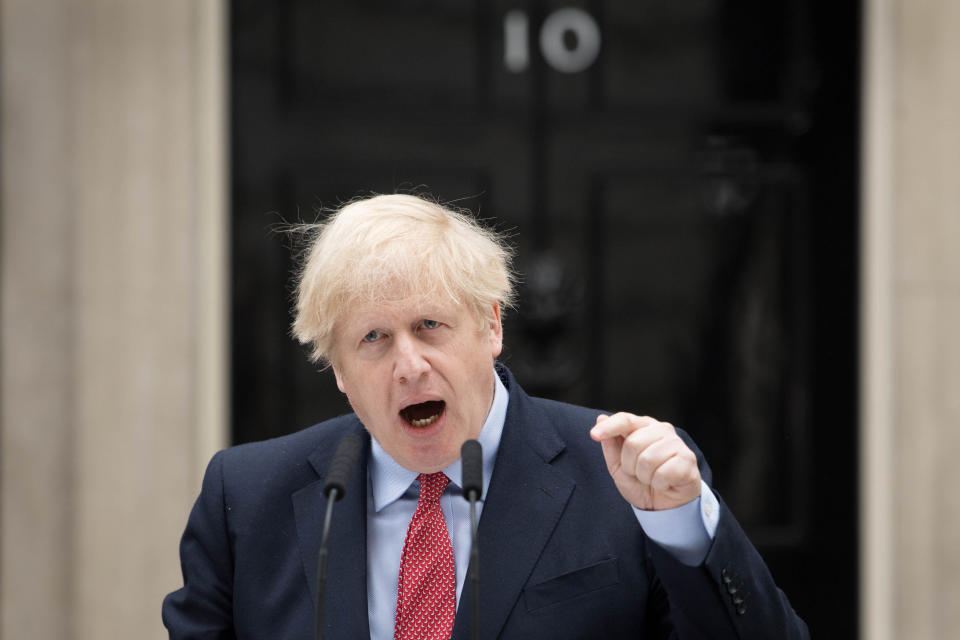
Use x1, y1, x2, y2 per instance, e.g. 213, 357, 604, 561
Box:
370, 369, 509, 512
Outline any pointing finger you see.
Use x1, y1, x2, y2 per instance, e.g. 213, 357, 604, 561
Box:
590, 412, 657, 441
589, 413, 610, 440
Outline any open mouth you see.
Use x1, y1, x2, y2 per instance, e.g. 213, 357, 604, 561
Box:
400, 400, 445, 428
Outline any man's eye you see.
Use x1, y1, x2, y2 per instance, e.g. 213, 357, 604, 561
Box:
362, 330, 381, 343
422, 319, 440, 330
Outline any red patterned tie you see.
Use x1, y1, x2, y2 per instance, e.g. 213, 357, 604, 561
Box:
394, 472, 456, 640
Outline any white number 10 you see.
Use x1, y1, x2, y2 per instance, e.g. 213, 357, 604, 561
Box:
504, 8, 602, 74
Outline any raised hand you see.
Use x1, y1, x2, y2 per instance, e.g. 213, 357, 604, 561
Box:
589, 413, 701, 511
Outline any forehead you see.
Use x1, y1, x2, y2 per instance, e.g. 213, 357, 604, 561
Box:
340, 293, 470, 329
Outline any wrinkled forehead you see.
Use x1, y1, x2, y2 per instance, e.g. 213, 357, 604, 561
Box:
344, 291, 463, 323
342, 271, 459, 309
333, 265, 474, 320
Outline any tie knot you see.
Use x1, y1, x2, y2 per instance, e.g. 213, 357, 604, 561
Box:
416, 472, 448, 504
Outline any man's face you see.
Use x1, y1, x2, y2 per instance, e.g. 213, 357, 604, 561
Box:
330, 295, 503, 473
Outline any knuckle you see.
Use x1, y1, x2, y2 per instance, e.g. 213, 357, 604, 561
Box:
621, 436, 641, 458
623, 431, 647, 456
637, 446, 661, 470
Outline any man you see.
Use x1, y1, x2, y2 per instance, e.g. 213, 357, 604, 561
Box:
163, 194, 808, 638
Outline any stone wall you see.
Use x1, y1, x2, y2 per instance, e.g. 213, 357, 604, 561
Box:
0, 2, 226, 638
861, 0, 960, 638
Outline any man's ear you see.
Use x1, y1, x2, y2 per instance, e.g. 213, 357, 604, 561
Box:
488, 302, 503, 358
331, 361, 346, 393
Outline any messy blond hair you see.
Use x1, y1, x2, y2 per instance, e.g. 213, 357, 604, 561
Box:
292, 194, 515, 365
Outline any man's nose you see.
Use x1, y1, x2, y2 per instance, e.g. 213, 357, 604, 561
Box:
393, 333, 430, 382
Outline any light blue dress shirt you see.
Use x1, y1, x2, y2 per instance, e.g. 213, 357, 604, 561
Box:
365, 371, 719, 640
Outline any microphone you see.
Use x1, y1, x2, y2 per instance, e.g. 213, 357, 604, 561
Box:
323, 433, 363, 500
461, 439, 483, 501
461, 439, 483, 640
316, 433, 363, 640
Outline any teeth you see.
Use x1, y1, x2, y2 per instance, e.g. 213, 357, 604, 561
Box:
410, 414, 440, 428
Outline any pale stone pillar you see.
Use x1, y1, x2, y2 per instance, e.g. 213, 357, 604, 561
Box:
0, 3, 76, 637
862, 0, 960, 638
0, 1, 226, 639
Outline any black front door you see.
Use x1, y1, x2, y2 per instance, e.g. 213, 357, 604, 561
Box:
231, 1, 860, 635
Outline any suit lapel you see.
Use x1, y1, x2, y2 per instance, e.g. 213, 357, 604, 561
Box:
452, 373, 575, 640
292, 420, 371, 639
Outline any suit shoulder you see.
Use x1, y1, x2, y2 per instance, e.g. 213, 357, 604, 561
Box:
528, 395, 604, 428
223, 412, 356, 458
523, 395, 705, 463
214, 413, 361, 486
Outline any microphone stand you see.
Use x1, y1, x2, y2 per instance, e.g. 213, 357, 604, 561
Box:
315, 433, 362, 640
467, 487, 480, 640
315, 487, 340, 640
461, 439, 483, 640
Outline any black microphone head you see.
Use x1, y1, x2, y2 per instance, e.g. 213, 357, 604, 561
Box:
461, 439, 483, 500
323, 433, 363, 500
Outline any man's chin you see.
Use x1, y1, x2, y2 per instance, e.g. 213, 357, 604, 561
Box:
397, 446, 460, 475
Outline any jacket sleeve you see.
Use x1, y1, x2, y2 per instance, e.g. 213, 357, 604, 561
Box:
646, 430, 810, 639
162, 451, 237, 639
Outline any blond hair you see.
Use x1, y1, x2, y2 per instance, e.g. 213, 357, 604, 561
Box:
292, 194, 515, 365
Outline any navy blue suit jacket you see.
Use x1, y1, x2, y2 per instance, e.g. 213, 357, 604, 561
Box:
163, 366, 808, 638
